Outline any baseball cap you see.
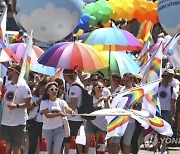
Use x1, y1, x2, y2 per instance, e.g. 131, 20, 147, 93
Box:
166, 69, 175, 75
81, 73, 90, 81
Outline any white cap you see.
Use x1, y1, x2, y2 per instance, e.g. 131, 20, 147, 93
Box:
81, 73, 90, 81
166, 69, 175, 75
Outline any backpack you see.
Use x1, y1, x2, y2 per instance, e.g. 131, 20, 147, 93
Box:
68, 83, 96, 120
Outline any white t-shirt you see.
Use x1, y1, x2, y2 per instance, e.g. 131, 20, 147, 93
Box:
158, 84, 178, 110
1, 82, 32, 126
40, 98, 68, 129
65, 82, 84, 121
171, 78, 180, 93
91, 88, 110, 131
28, 96, 43, 122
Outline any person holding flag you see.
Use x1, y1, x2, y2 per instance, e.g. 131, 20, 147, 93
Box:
154, 69, 178, 154
0, 64, 32, 154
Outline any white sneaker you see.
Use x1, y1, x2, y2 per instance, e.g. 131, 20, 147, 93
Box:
161, 151, 168, 154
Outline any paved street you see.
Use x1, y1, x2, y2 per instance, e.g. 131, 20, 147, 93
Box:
139, 147, 180, 154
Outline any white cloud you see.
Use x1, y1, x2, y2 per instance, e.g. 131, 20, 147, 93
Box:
19, 3, 80, 42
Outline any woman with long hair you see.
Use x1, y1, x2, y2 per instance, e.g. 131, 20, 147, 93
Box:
40, 82, 75, 154
85, 81, 110, 153
27, 80, 47, 154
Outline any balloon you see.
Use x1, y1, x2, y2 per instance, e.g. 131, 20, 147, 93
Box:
76, 29, 84, 37
101, 14, 110, 23
126, 5, 135, 14
133, 0, 141, 9
103, 6, 113, 15
146, 1, 154, 11
95, 10, 104, 20
83, 7, 93, 15
79, 22, 89, 31
14, 0, 83, 42
158, 0, 180, 36
81, 14, 91, 23
138, 5, 147, 14
93, 3, 102, 12
90, 16, 98, 26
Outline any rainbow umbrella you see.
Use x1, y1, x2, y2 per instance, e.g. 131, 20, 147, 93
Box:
89, 52, 140, 78
38, 42, 108, 71
9, 43, 44, 64
0, 39, 19, 62
82, 27, 143, 51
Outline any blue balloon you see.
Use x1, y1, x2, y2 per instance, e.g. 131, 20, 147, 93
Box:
158, 0, 180, 36
79, 22, 89, 31
73, 26, 79, 34
81, 14, 91, 23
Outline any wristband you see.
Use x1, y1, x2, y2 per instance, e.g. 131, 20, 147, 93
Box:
16, 104, 20, 108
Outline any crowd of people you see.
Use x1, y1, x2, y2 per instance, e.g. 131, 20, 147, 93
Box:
0, 62, 179, 154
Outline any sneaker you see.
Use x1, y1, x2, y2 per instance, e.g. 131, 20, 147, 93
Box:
161, 150, 168, 154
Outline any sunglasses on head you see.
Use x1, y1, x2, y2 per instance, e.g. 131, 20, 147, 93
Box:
48, 88, 58, 92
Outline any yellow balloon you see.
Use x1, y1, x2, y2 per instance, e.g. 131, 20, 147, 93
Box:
126, 5, 135, 14
107, 0, 116, 10
146, 1, 155, 11
154, 1, 158, 8
76, 29, 84, 37
133, 0, 141, 9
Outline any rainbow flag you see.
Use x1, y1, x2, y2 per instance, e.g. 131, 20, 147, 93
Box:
141, 43, 163, 115
137, 51, 149, 68
136, 40, 150, 68
106, 115, 130, 139
107, 80, 160, 139
137, 20, 154, 42
146, 114, 173, 137
123, 89, 144, 109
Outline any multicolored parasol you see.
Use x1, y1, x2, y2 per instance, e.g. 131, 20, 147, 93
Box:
38, 42, 108, 71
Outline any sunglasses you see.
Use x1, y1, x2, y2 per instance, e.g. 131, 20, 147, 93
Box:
48, 88, 58, 92
97, 86, 104, 89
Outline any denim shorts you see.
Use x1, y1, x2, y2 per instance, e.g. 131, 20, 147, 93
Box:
85, 120, 106, 134
0, 125, 25, 147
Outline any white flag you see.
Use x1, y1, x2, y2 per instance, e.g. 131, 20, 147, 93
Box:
17, 31, 33, 86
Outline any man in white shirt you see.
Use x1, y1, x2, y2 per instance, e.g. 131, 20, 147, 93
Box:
156, 70, 178, 154
0, 64, 32, 154
63, 69, 84, 154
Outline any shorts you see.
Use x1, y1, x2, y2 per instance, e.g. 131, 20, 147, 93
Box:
0, 125, 26, 148
161, 110, 171, 123
111, 122, 136, 145
85, 120, 106, 134
63, 121, 83, 143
